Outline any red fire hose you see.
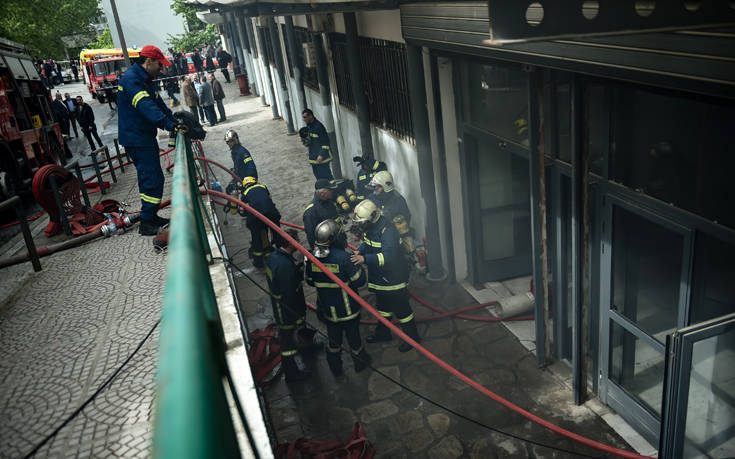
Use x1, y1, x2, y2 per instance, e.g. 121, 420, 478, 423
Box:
206, 189, 653, 459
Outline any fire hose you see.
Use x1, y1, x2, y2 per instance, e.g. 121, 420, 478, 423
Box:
206, 189, 653, 459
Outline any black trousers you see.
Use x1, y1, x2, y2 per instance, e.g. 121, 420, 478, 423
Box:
325, 317, 363, 372
69, 112, 79, 137
372, 288, 414, 338
81, 124, 103, 151
221, 68, 230, 83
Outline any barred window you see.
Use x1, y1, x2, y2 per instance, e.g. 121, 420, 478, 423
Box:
294, 27, 318, 91
258, 27, 275, 65
330, 34, 413, 142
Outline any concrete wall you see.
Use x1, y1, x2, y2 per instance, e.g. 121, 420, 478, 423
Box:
101, 0, 186, 52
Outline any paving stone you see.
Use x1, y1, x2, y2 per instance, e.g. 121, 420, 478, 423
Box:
368, 366, 401, 400
357, 400, 399, 424
422, 336, 454, 358
376, 440, 407, 458
381, 345, 419, 365
393, 410, 424, 435
424, 319, 455, 338
427, 435, 463, 459
403, 427, 435, 453
427, 413, 451, 437
326, 406, 357, 433
401, 365, 432, 394
471, 435, 529, 459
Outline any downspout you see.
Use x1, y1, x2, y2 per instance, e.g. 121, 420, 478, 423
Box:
310, 24, 342, 178
405, 44, 446, 281
267, 17, 296, 135
343, 12, 374, 160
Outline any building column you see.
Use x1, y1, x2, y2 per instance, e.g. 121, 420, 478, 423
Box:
268, 17, 296, 134
311, 29, 341, 178
284, 16, 307, 115
343, 12, 373, 159
405, 44, 446, 280
225, 14, 243, 76
233, 14, 257, 96
246, 18, 268, 107
254, 22, 279, 118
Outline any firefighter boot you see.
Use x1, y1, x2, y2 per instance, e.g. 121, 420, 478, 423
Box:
326, 347, 343, 376
365, 321, 392, 344
282, 356, 311, 383
398, 320, 421, 353
352, 348, 372, 373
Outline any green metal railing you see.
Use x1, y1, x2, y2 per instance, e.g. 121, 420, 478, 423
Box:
153, 132, 241, 458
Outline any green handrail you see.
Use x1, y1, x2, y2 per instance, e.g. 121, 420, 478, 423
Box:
153, 132, 240, 458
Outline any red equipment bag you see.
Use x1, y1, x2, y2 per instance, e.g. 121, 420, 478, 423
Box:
274, 423, 374, 459
248, 324, 282, 387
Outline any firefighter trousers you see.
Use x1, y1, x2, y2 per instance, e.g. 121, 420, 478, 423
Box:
326, 317, 364, 372
311, 163, 334, 181
126, 145, 164, 222
372, 288, 419, 341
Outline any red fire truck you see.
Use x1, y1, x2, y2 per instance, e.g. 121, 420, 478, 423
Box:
80, 48, 140, 103
0, 37, 67, 201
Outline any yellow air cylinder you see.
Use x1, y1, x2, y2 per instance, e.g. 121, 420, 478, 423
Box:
336, 195, 351, 211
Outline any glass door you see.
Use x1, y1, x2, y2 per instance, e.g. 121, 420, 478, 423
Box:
661, 313, 735, 458
600, 195, 693, 443
464, 130, 532, 282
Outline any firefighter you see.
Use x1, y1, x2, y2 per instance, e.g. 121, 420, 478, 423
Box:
266, 228, 311, 382
225, 129, 257, 181
305, 220, 372, 375
240, 176, 281, 268
301, 108, 334, 181
302, 179, 341, 249
118, 45, 178, 236
368, 170, 415, 255
353, 156, 387, 201
350, 200, 420, 352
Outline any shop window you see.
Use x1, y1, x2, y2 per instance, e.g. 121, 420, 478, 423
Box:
463, 62, 528, 146
690, 234, 735, 325
611, 87, 735, 229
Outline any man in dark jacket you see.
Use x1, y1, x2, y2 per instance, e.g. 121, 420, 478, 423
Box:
191, 50, 204, 75
353, 156, 388, 201
240, 177, 281, 268
51, 93, 70, 137
301, 108, 333, 181
217, 48, 232, 83
76, 95, 104, 152
70, 60, 79, 82
117, 45, 177, 236
302, 179, 340, 249
64, 93, 79, 138
265, 228, 312, 382
209, 73, 226, 122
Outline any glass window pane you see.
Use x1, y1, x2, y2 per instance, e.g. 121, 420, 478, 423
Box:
683, 327, 735, 458
465, 62, 529, 146
609, 321, 665, 416
612, 206, 683, 342
610, 86, 735, 229
690, 234, 735, 326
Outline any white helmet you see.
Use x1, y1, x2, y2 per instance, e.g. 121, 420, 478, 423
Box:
369, 170, 394, 193
353, 199, 381, 226
224, 129, 239, 143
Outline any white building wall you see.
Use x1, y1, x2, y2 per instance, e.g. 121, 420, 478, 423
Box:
101, 0, 186, 52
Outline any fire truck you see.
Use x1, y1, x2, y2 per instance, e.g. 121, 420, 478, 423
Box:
79, 48, 139, 103
0, 37, 67, 201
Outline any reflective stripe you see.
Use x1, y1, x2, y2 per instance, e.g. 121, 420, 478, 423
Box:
304, 203, 314, 212
140, 193, 162, 204
358, 175, 367, 180
132, 90, 149, 108
281, 349, 297, 357
327, 345, 341, 353
321, 145, 330, 150
313, 281, 341, 288
351, 345, 364, 355
363, 238, 381, 248
378, 310, 393, 317
368, 282, 407, 291
309, 133, 319, 138
243, 156, 253, 164
334, 310, 360, 322
343, 290, 352, 316
371, 161, 380, 171
330, 306, 338, 322
309, 158, 332, 164
311, 263, 339, 273
242, 183, 267, 199
117, 85, 123, 92
398, 313, 415, 324
377, 253, 385, 267
350, 269, 362, 281
265, 267, 273, 281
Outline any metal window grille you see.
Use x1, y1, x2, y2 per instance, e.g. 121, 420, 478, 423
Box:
258, 27, 275, 65
294, 27, 318, 91
330, 34, 414, 142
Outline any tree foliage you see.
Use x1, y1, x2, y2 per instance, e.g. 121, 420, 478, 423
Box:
171, 0, 203, 32
166, 24, 218, 52
88, 25, 114, 49
0, 0, 100, 58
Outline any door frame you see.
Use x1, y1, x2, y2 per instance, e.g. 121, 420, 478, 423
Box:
598, 189, 694, 444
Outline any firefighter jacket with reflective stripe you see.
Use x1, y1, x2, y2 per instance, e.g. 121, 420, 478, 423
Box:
302, 193, 340, 248
241, 183, 280, 229
307, 119, 332, 164
305, 248, 365, 322
117, 63, 176, 147
357, 217, 409, 292
355, 160, 387, 200
231, 144, 257, 181
370, 190, 411, 225
266, 249, 307, 327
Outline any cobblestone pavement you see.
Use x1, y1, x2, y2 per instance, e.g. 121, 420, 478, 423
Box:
198, 85, 639, 457
0, 90, 171, 457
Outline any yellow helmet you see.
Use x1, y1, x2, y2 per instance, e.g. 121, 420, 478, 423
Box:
353, 199, 381, 225
242, 176, 257, 188
369, 170, 394, 193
